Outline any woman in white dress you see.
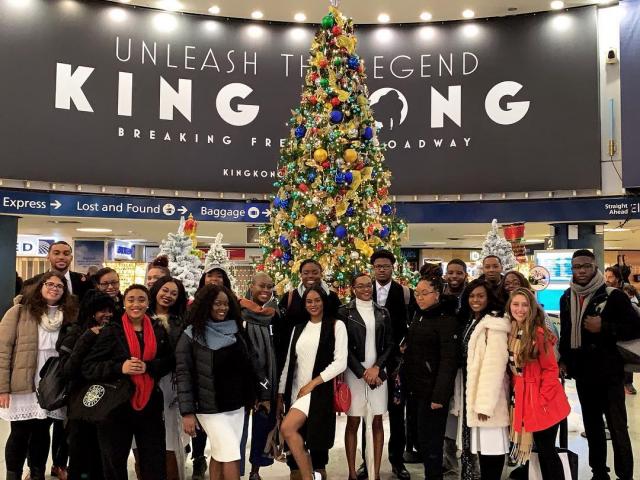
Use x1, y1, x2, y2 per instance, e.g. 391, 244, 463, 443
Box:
338, 273, 393, 480
0, 272, 78, 480
277, 284, 348, 480
460, 279, 511, 480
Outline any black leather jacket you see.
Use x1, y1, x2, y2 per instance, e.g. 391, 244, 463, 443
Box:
338, 300, 394, 380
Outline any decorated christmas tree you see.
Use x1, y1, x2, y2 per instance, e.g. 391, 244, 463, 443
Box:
259, 5, 413, 299
159, 215, 203, 298
479, 219, 518, 271
203, 233, 237, 293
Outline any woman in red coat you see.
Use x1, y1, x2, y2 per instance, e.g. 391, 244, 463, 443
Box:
507, 288, 570, 480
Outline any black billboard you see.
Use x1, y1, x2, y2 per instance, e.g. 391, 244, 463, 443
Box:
0, 0, 600, 194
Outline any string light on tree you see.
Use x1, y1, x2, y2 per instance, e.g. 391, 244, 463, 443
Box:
259, 3, 416, 299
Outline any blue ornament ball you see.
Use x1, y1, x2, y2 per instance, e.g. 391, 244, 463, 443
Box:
346, 206, 355, 217
362, 126, 374, 140
307, 172, 317, 182
280, 199, 289, 209
381, 204, 392, 215
279, 235, 290, 248
380, 226, 390, 238
330, 110, 344, 124
344, 171, 353, 184
273, 197, 281, 208
282, 252, 292, 262
347, 56, 360, 69
335, 172, 345, 184
335, 225, 347, 238
295, 125, 306, 139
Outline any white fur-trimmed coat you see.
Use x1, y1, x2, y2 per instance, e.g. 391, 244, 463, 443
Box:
465, 313, 511, 428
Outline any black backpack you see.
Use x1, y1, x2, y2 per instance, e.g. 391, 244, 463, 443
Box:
36, 345, 71, 411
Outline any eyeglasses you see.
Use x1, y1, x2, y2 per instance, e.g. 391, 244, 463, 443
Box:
571, 263, 595, 271
99, 281, 120, 288
373, 264, 393, 271
354, 284, 373, 290
44, 282, 65, 291
415, 290, 437, 297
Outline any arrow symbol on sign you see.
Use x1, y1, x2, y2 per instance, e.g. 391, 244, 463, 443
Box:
178, 206, 188, 215
50, 200, 62, 210
262, 209, 270, 217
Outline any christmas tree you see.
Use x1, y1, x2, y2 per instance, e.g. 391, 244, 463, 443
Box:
259, 5, 412, 299
479, 219, 518, 271
159, 216, 203, 298
204, 233, 237, 293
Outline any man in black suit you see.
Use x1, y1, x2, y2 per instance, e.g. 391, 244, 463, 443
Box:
369, 250, 412, 480
31, 241, 90, 299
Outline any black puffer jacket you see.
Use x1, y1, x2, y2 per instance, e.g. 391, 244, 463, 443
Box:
81, 317, 174, 384
338, 300, 394, 380
175, 327, 256, 416
403, 302, 460, 405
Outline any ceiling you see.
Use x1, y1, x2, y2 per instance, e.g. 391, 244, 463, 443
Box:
14, 214, 640, 250
105, 0, 612, 24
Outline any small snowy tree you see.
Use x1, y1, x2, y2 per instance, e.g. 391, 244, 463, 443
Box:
159, 216, 203, 298
479, 219, 517, 271
204, 233, 237, 293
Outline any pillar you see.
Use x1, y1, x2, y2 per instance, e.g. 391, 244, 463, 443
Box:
0, 216, 19, 316
551, 222, 605, 269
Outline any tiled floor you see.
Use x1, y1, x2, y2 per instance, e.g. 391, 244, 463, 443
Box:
1, 379, 639, 479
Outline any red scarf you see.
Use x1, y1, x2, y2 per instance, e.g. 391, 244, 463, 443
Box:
122, 313, 157, 411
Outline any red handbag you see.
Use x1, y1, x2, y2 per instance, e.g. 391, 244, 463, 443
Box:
333, 375, 351, 413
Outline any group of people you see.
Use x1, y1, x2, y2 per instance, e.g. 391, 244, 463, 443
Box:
1, 241, 639, 480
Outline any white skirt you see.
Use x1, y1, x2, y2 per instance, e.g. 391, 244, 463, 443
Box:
289, 393, 311, 416
345, 369, 388, 417
197, 407, 245, 462
470, 426, 510, 455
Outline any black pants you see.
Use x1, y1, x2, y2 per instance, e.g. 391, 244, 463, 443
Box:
192, 428, 207, 458
387, 361, 406, 465
5, 418, 52, 475
532, 422, 564, 480
67, 419, 104, 480
478, 454, 504, 480
405, 394, 419, 453
576, 374, 633, 479
96, 393, 166, 480
624, 371, 633, 385
52, 419, 69, 467
287, 449, 329, 471
416, 401, 448, 480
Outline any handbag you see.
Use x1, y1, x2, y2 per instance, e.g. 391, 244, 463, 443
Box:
36, 354, 69, 411
333, 374, 351, 413
528, 448, 578, 480
68, 377, 133, 422
617, 338, 640, 365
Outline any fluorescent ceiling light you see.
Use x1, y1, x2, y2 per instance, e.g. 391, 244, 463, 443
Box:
462, 9, 475, 18
251, 10, 263, 19
208, 5, 220, 14
420, 11, 433, 21
550, 1, 565, 10
294, 12, 306, 22
377, 13, 390, 23
604, 227, 630, 232
157, 0, 183, 11
76, 228, 113, 233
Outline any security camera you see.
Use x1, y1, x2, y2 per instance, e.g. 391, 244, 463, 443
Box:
607, 47, 619, 64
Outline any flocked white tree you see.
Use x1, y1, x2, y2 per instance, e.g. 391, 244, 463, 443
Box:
204, 233, 237, 293
479, 219, 517, 271
159, 216, 203, 298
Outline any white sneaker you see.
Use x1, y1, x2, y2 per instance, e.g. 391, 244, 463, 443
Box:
313, 472, 322, 480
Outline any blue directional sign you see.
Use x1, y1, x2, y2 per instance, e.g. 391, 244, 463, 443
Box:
0, 189, 270, 222
0, 188, 639, 224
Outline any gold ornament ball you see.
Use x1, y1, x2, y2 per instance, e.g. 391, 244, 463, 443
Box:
304, 214, 319, 229
344, 149, 358, 163
313, 148, 328, 163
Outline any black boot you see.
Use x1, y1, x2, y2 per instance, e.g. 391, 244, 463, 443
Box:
29, 467, 45, 480
5, 472, 21, 480
192, 456, 207, 480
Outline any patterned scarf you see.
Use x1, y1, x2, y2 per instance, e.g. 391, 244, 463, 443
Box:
569, 270, 605, 348
508, 321, 533, 465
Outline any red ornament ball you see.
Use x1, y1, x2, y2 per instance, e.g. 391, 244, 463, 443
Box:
316, 242, 324, 252
319, 224, 328, 233
309, 95, 318, 105
318, 59, 329, 69
355, 162, 365, 170
330, 97, 341, 107
332, 26, 342, 36
298, 183, 309, 192
321, 161, 331, 169
378, 187, 388, 197
273, 248, 283, 258
309, 72, 319, 82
